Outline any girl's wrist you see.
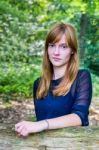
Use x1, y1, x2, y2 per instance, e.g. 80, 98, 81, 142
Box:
40, 120, 49, 131
44, 120, 49, 130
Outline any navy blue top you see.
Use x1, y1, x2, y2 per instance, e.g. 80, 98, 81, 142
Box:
33, 69, 92, 126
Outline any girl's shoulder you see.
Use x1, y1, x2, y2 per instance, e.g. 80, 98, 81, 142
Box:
77, 68, 91, 79
33, 77, 42, 99
78, 68, 90, 74
33, 77, 41, 87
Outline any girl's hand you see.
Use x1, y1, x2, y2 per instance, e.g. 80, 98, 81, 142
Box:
15, 120, 47, 137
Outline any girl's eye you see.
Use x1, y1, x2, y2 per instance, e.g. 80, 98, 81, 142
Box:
48, 43, 55, 47
60, 45, 68, 49
62, 45, 67, 48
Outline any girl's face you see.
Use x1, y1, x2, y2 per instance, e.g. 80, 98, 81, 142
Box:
48, 34, 72, 68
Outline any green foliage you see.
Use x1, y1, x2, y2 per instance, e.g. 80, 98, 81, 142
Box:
91, 73, 99, 97
0, 0, 30, 21
0, 59, 42, 102
0, 0, 99, 101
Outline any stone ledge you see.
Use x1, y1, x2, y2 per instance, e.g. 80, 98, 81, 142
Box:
0, 123, 99, 150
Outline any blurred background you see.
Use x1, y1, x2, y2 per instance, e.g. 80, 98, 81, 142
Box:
0, 0, 99, 102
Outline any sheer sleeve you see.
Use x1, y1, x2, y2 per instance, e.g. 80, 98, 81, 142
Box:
71, 69, 92, 126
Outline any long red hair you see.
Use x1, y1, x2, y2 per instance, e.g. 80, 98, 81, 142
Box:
36, 22, 79, 99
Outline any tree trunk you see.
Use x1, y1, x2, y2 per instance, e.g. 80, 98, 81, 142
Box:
79, 14, 89, 60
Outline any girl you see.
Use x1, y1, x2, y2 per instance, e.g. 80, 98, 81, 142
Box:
15, 23, 92, 137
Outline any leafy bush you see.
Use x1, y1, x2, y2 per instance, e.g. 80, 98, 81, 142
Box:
91, 73, 99, 97
0, 59, 42, 102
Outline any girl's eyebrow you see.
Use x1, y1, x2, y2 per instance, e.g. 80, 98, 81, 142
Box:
48, 43, 68, 46
60, 43, 67, 45
48, 43, 55, 44
59, 43, 68, 46
49, 43, 67, 44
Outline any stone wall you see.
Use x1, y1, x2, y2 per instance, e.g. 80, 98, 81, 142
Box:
0, 123, 99, 150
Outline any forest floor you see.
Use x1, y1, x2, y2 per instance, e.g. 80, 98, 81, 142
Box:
0, 97, 99, 126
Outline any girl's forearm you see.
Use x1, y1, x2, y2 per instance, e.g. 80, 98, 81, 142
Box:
40, 113, 82, 130
15, 114, 82, 136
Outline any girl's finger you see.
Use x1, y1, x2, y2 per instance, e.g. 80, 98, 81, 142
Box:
15, 121, 24, 131
16, 125, 25, 133
20, 127, 28, 137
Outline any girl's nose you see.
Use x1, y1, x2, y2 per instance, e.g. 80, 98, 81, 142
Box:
53, 46, 60, 55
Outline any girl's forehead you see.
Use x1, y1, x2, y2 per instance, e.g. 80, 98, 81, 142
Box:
49, 34, 68, 45
49, 33, 67, 43
58, 34, 66, 43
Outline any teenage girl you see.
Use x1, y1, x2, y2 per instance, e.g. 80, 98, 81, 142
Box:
15, 23, 92, 137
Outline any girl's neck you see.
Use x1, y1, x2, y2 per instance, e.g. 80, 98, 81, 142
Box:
53, 65, 67, 80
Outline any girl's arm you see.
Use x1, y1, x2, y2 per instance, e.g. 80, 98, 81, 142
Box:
42, 113, 82, 130
15, 113, 81, 137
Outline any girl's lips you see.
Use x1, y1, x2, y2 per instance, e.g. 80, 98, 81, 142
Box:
52, 57, 61, 60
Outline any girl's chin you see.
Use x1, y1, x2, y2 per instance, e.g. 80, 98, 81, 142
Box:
52, 63, 63, 67
51, 62, 67, 68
